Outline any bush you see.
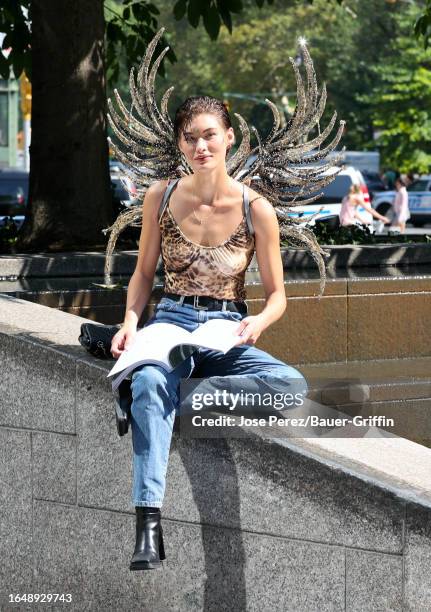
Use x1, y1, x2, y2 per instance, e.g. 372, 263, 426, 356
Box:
0, 218, 20, 254
281, 221, 431, 247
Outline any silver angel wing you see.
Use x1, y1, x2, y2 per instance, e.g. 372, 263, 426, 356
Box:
103, 27, 189, 280
226, 39, 346, 295
103, 29, 345, 296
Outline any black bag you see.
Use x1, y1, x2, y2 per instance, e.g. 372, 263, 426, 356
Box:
78, 323, 121, 359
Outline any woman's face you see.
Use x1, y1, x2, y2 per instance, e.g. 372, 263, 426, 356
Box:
177, 112, 235, 171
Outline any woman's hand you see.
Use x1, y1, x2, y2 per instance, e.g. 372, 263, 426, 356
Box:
111, 324, 137, 358
233, 315, 266, 346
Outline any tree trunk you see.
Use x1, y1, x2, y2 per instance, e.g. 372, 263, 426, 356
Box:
17, 0, 113, 252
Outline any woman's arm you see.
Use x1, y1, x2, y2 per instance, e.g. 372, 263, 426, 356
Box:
353, 209, 372, 224
111, 179, 168, 357
358, 199, 389, 223
235, 194, 287, 346
354, 195, 389, 224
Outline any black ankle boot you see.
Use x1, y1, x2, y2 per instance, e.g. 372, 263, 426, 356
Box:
129, 507, 166, 571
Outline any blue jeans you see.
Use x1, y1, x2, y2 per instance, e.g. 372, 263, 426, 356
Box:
130, 296, 308, 508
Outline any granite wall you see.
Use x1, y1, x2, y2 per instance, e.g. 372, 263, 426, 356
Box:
1, 305, 431, 611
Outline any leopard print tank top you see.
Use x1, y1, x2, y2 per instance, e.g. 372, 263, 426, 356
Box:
158, 177, 255, 300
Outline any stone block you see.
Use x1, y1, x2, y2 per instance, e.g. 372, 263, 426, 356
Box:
33, 431, 77, 504
348, 293, 431, 360
250, 295, 347, 364
75, 359, 132, 512
0, 428, 32, 607
32, 500, 345, 612
0, 334, 76, 433
345, 548, 403, 611
162, 436, 404, 554
404, 502, 431, 611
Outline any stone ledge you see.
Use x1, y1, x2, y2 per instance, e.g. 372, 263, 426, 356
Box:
279, 436, 431, 510
1, 242, 431, 278
1, 292, 431, 512
2, 294, 431, 609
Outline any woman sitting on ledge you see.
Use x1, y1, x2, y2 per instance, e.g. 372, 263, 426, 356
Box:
110, 97, 309, 571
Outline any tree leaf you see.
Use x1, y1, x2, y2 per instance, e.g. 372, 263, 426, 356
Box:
203, 3, 221, 40
12, 51, 24, 79
106, 21, 121, 42
216, 0, 232, 32
0, 52, 10, 79
187, 0, 202, 28
228, 0, 243, 13
131, 4, 146, 20
173, 0, 187, 20
147, 4, 160, 15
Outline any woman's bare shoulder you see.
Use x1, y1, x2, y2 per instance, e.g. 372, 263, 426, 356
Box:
146, 178, 170, 199
246, 186, 274, 219
239, 184, 278, 233
248, 187, 268, 206
231, 179, 268, 205
140, 179, 171, 222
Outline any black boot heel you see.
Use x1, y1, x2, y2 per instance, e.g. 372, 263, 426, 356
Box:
158, 524, 166, 561
129, 508, 165, 571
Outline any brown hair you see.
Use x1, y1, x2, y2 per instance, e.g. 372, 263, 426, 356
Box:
173, 96, 233, 155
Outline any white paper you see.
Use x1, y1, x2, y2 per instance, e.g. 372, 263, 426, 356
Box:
107, 319, 242, 380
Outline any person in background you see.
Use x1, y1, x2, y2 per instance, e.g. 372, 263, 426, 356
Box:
379, 171, 389, 190
389, 177, 410, 233
383, 168, 398, 190
405, 171, 416, 187
339, 184, 389, 228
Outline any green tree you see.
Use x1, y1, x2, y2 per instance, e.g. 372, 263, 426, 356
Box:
151, 5, 300, 140
292, 0, 401, 151
363, 2, 431, 173
0, 0, 288, 251
1, 0, 429, 250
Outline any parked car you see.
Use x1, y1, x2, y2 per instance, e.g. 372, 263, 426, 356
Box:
239, 159, 374, 229
372, 175, 431, 227
237, 155, 374, 232
110, 159, 146, 211
0, 163, 142, 232
110, 159, 138, 212
111, 176, 139, 212
362, 170, 388, 199
290, 165, 374, 229
0, 168, 29, 229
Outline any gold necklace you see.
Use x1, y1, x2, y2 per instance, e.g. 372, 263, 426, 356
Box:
192, 206, 216, 225
191, 188, 217, 225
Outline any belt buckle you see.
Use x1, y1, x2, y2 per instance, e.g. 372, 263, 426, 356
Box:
193, 295, 208, 310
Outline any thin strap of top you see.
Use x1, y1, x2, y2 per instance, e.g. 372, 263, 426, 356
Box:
243, 182, 254, 237
158, 177, 255, 237
158, 178, 180, 221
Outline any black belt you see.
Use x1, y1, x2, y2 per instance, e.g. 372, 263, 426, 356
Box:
163, 292, 248, 315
